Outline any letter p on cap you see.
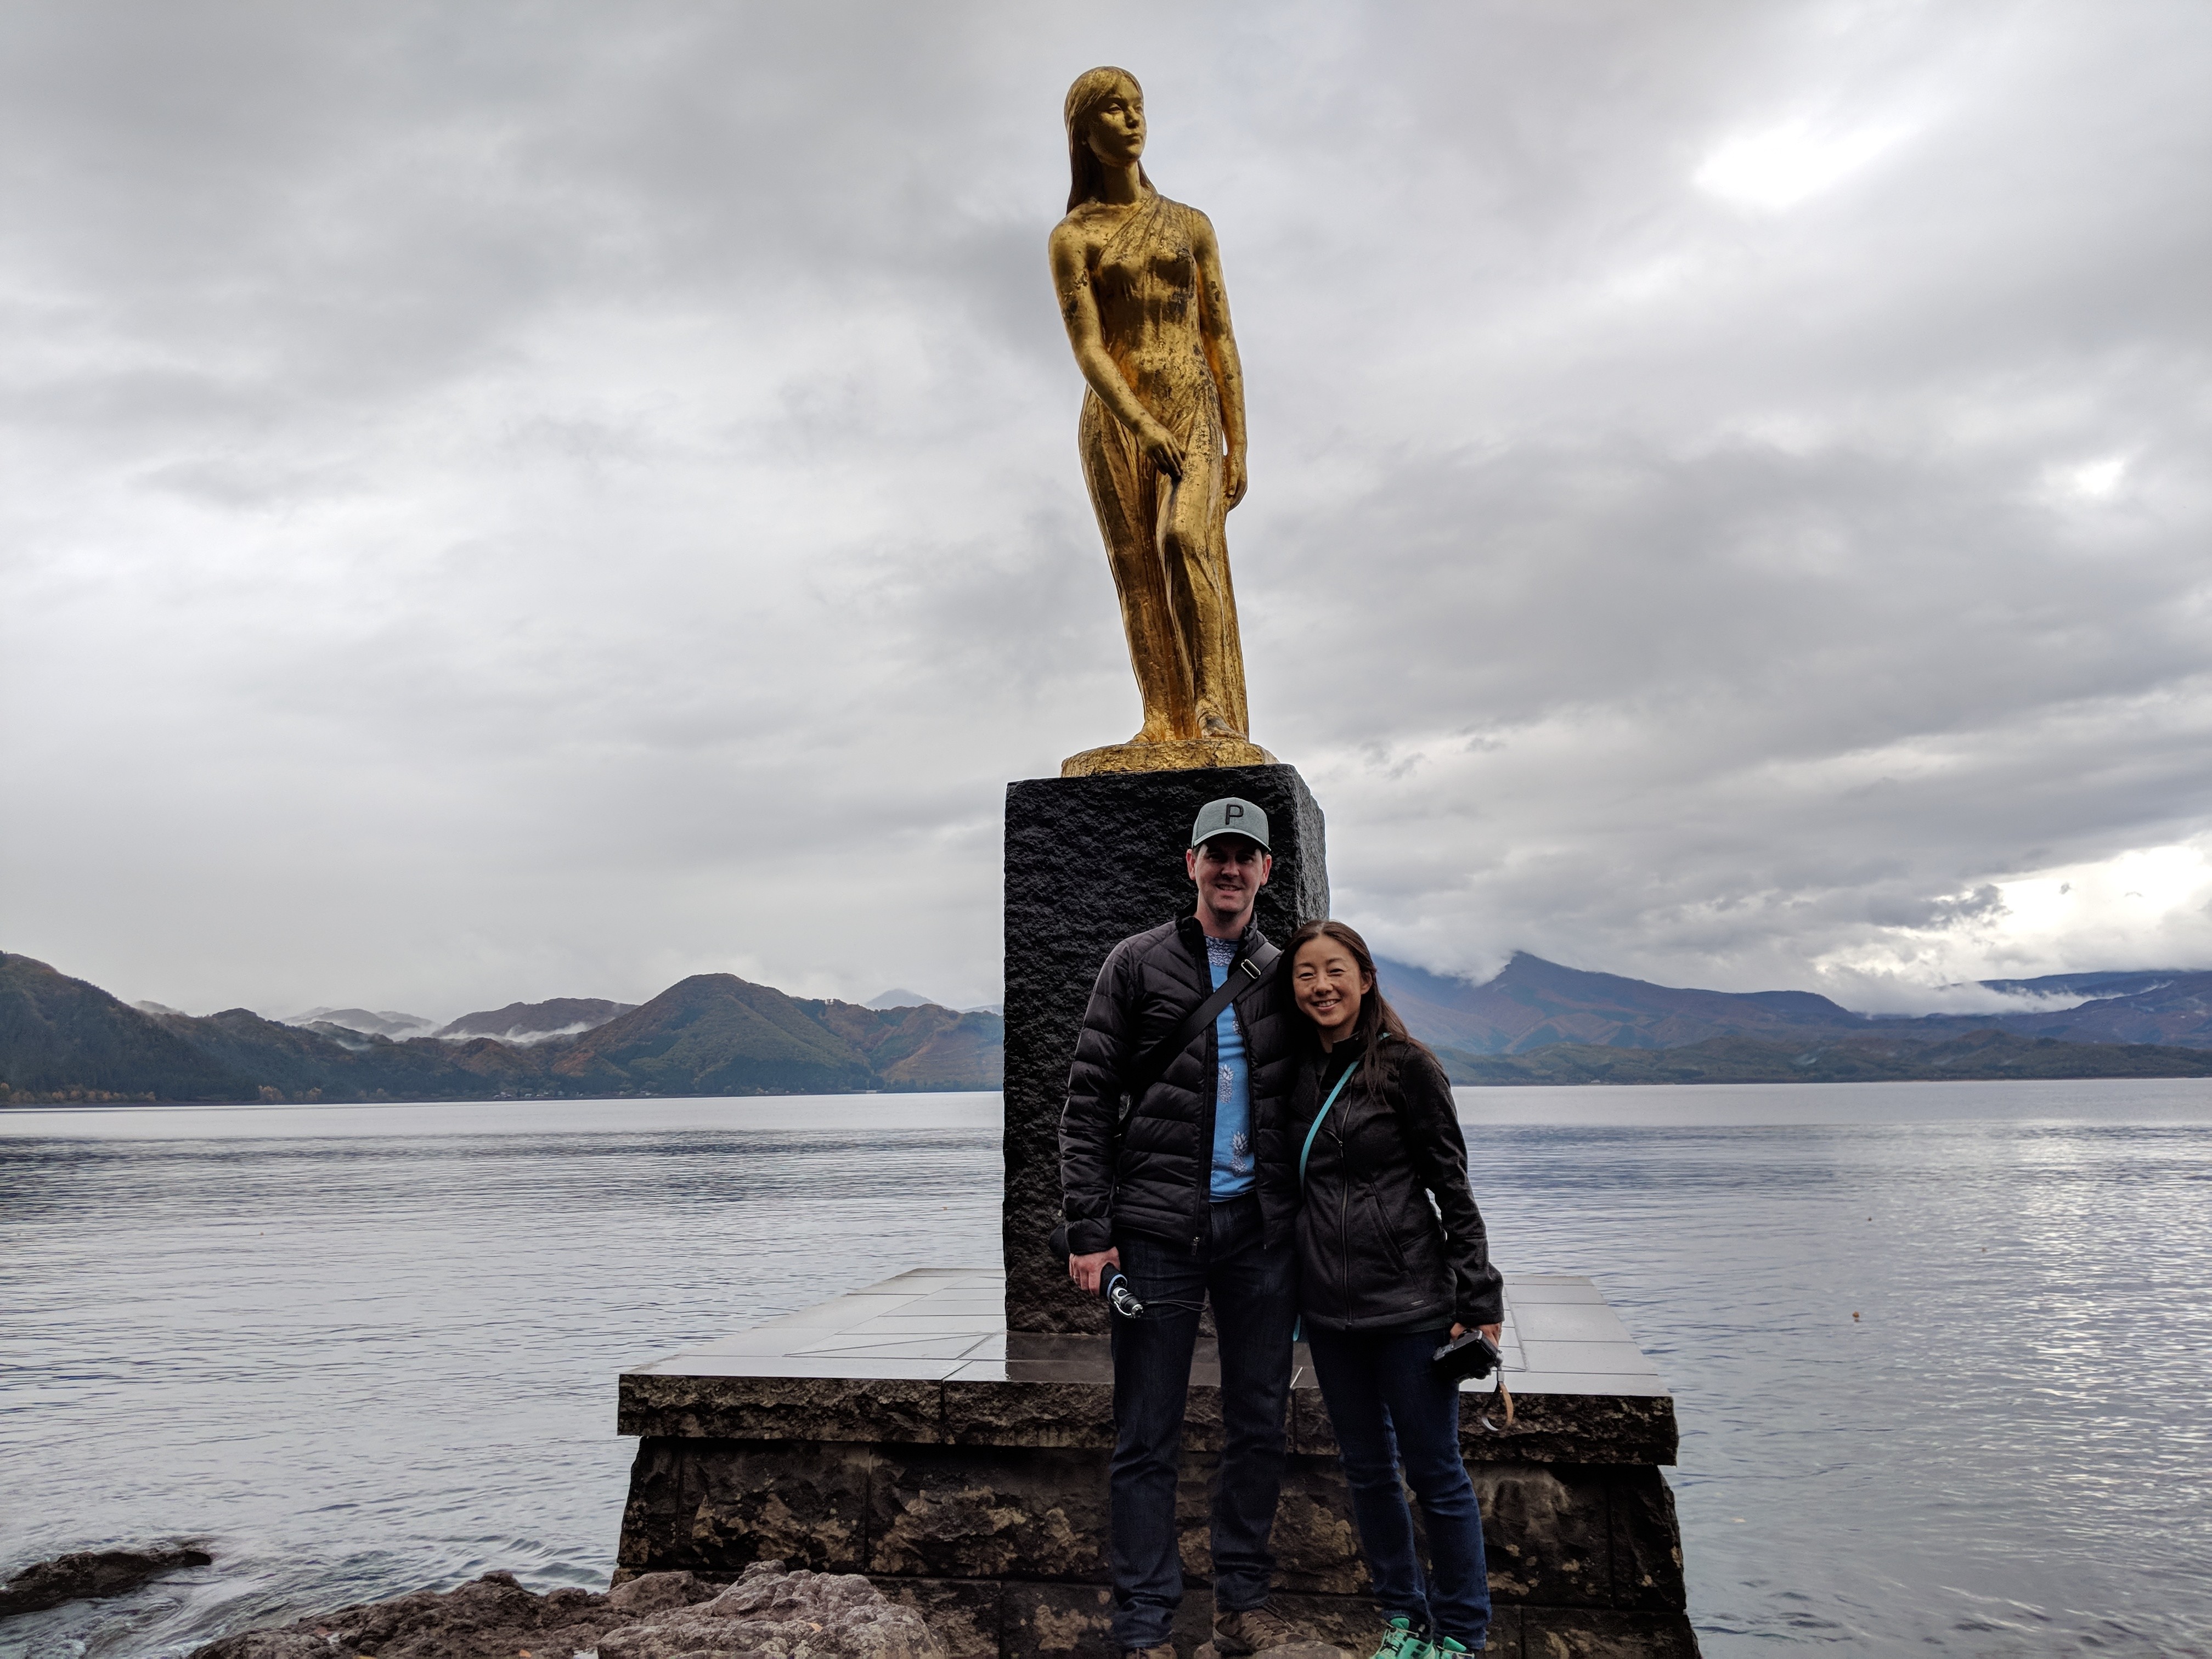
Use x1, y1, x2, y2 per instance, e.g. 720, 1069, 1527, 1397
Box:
1189, 796, 1271, 850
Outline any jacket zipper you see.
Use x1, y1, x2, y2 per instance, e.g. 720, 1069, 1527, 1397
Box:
1193, 935, 1221, 1254
1192, 922, 1260, 1254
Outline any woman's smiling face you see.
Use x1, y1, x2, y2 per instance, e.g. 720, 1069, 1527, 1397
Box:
1293, 936, 1370, 1043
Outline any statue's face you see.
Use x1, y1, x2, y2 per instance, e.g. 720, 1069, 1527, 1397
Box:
1084, 80, 1146, 168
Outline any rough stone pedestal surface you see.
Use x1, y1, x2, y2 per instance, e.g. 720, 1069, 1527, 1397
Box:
617, 1269, 1700, 1658
1003, 764, 1328, 1334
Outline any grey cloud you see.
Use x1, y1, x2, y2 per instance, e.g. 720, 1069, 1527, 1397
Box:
4, 1, 2209, 1018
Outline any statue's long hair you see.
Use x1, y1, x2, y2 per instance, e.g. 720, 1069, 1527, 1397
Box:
1065, 66, 1154, 213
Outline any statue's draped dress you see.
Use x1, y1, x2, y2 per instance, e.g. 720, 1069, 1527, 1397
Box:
1075, 191, 1251, 742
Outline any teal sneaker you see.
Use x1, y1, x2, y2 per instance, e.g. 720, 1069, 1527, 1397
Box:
1430, 1638, 1472, 1656
1372, 1617, 1426, 1659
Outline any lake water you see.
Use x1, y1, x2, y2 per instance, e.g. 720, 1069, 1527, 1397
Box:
3, 1082, 2210, 1657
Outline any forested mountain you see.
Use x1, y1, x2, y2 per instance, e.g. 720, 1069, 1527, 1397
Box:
14, 942, 2212, 1105
1376, 952, 1865, 1053
1373, 951, 2212, 1054
0, 953, 999, 1104
1434, 1028, 2212, 1085
436, 997, 637, 1042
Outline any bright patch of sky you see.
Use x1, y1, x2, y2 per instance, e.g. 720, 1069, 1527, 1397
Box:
1695, 116, 1917, 210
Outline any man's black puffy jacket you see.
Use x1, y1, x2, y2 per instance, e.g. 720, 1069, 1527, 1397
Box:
1272, 1031, 1505, 1333
1060, 915, 1302, 1255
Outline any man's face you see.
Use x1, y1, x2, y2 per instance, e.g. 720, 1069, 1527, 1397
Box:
1186, 836, 1273, 919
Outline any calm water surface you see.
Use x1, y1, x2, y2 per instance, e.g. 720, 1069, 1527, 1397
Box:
3, 1083, 2209, 1657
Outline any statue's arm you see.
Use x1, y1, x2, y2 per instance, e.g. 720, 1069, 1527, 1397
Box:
1049, 221, 1187, 481
1190, 210, 1249, 509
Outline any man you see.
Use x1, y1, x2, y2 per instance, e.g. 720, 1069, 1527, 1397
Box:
1060, 796, 1307, 1659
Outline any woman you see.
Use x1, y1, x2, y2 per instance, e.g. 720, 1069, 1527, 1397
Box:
1049, 66, 1255, 751
1279, 919, 1505, 1659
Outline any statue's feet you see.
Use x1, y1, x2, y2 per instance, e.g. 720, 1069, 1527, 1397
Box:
1133, 721, 1181, 744
1199, 713, 1248, 741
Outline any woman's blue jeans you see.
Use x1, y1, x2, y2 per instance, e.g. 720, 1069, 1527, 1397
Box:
1305, 1326, 1491, 1649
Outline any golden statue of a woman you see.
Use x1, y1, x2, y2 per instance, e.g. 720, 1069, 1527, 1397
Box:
1052, 67, 1275, 777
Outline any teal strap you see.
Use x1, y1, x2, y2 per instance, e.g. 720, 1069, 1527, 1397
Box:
1298, 1063, 1358, 1189
1293, 1061, 1359, 1345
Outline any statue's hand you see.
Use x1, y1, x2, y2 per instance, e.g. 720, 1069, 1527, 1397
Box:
1138, 418, 1186, 482
1225, 448, 1248, 509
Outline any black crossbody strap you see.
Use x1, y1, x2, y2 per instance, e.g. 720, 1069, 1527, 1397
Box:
1124, 938, 1281, 1100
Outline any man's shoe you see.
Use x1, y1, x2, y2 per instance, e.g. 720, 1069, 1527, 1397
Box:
1429, 1637, 1473, 1656
1370, 1617, 1427, 1659
1125, 1646, 1176, 1659
1214, 1602, 1306, 1655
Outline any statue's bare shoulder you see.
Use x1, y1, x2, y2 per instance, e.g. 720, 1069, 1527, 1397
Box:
1049, 203, 1130, 312
1049, 204, 1117, 261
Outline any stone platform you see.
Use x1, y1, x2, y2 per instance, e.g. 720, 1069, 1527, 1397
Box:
616, 1268, 1698, 1658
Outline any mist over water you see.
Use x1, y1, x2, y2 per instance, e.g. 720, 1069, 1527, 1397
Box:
4, 1084, 2209, 1657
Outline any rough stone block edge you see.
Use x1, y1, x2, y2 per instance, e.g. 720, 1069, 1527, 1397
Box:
620, 1375, 1676, 1466
619, 1436, 1691, 1611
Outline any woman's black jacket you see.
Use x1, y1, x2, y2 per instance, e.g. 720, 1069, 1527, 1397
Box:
1272, 1031, 1505, 1333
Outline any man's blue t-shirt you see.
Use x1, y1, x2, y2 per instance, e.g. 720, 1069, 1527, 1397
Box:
1205, 935, 1255, 1198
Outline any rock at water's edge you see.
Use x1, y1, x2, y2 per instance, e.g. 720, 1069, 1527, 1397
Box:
0, 1547, 213, 1617
188, 1560, 943, 1659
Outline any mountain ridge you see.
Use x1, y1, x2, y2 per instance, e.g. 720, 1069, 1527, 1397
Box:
1373, 950, 2212, 1054
0, 953, 1000, 1104
13, 944, 2212, 1105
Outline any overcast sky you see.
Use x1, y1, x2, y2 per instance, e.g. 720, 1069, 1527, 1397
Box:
5, 1, 2209, 1020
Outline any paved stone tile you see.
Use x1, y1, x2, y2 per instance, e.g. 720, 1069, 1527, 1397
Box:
682, 1329, 834, 1357
749, 1294, 926, 1329
1513, 1302, 1643, 1344
1519, 1339, 1661, 1377
785, 1334, 1000, 1361
1502, 1277, 1609, 1304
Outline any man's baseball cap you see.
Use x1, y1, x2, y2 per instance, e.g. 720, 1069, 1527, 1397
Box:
1190, 797, 1270, 851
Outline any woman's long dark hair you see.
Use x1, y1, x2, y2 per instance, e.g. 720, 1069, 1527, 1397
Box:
1064, 66, 1155, 212
1285, 918, 1430, 1098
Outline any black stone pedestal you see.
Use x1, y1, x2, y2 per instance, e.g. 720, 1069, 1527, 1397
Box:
1002, 764, 1329, 1333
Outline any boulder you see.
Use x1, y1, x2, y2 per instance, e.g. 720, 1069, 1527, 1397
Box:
188, 1561, 941, 1659
0, 1546, 213, 1617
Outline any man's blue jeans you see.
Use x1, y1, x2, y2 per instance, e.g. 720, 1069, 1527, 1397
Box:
1109, 1195, 1296, 1651
1305, 1326, 1491, 1649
